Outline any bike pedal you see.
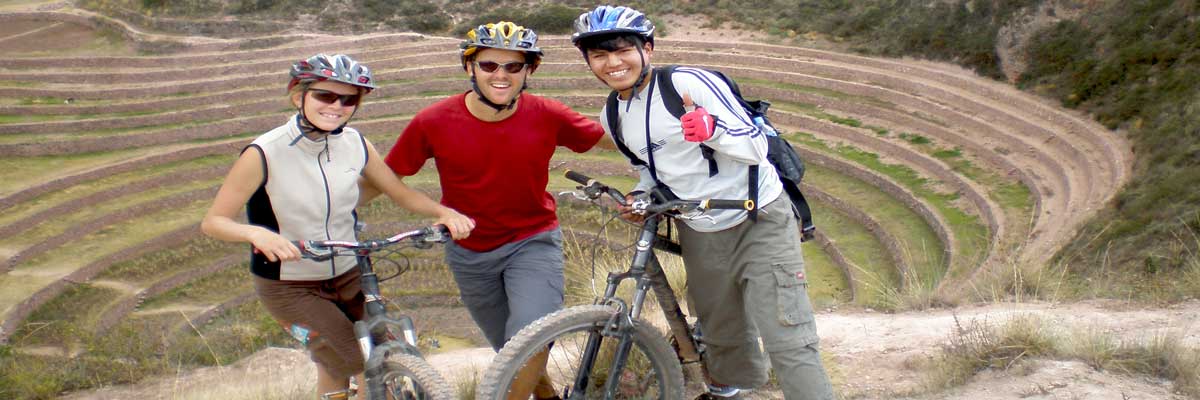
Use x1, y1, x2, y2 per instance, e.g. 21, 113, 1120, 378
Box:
320, 388, 354, 400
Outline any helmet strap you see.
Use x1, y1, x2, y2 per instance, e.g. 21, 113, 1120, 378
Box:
292, 94, 350, 146
469, 75, 520, 113
628, 47, 652, 100
581, 39, 653, 100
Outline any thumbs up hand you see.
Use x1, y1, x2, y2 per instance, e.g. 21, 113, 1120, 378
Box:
680, 93, 717, 143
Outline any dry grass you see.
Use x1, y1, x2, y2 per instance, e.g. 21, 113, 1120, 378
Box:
920, 314, 1056, 391
965, 253, 1071, 305
913, 313, 1200, 398
454, 366, 480, 400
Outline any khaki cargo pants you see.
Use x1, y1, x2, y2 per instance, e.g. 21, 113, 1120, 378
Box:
677, 198, 835, 400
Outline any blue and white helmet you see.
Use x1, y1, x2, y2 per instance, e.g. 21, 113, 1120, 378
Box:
571, 5, 655, 46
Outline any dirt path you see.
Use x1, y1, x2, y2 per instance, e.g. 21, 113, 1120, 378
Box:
59, 300, 1199, 400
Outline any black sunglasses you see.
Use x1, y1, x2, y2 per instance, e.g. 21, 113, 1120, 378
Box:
475, 61, 528, 74
307, 89, 362, 106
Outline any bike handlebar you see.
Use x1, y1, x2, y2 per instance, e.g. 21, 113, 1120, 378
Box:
564, 169, 755, 214
293, 225, 451, 261
699, 199, 756, 210
564, 169, 596, 188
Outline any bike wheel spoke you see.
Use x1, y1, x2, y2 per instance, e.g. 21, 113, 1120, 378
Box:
480, 306, 683, 400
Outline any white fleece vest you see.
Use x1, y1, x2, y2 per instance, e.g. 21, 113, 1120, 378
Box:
246, 116, 366, 280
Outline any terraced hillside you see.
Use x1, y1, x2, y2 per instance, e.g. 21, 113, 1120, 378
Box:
0, 8, 1131, 395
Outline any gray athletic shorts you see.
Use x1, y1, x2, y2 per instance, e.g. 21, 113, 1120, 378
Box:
444, 227, 565, 351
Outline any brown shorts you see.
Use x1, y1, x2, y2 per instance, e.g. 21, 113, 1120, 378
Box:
253, 269, 365, 379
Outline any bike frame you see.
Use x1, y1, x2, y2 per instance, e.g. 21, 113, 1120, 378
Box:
299, 227, 445, 400
353, 248, 424, 399
570, 211, 709, 399
557, 170, 749, 399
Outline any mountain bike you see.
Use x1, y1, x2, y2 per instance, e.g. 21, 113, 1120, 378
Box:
476, 170, 755, 400
295, 225, 456, 400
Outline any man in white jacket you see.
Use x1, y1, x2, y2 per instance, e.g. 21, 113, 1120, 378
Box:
570, 5, 835, 400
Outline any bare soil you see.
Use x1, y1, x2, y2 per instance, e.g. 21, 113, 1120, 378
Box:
0, 20, 131, 56
0, 19, 45, 37
60, 300, 1200, 400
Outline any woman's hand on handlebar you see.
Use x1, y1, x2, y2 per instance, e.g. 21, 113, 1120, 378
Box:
249, 227, 301, 262
616, 193, 647, 224
435, 207, 476, 240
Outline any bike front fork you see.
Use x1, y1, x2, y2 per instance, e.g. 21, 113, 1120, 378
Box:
355, 313, 421, 400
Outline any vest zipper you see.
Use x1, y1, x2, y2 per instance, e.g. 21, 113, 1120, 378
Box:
317, 147, 335, 277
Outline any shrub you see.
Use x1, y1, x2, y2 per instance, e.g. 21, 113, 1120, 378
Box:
524, 4, 585, 34
932, 148, 962, 159
899, 132, 932, 145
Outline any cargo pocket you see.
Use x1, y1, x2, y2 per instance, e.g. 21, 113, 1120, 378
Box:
772, 262, 814, 326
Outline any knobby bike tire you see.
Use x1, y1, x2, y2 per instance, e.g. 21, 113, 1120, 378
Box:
377, 353, 456, 400
477, 305, 685, 400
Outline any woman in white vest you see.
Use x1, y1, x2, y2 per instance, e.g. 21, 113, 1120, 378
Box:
201, 54, 474, 399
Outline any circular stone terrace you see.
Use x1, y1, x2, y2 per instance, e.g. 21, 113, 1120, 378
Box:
0, 9, 1129, 374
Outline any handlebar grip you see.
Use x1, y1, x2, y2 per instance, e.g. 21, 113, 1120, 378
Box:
701, 199, 756, 210
564, 169, 594, 186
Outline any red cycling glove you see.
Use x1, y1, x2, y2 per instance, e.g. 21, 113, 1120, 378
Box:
681, 106, 717, 142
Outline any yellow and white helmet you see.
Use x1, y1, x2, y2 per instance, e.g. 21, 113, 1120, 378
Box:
460, 21, 543, 71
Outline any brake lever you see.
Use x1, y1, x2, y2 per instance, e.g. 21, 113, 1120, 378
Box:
559, 190, 594, 201
629, 196, 653, 216
298, 240, 334, 261
677, 213, 717, 224
412, 226, 450, 249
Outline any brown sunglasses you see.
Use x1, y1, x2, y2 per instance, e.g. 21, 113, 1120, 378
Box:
307, 89, 363, 106
475, 61, 528, 74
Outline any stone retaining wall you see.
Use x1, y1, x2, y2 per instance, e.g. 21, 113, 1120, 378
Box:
0, 165, 225, 240
0, 225, 198, 344
0, 33, 433, 69
798, 147, 955, 278
810, 230, 858, 302
0, 42, 455, 84
748, 84, 1045, 229
6, 186, 217, 270
719, 66, 1074, 211
804, 183, 911, 289
0, 99, 286, 135
94, 253, 240, 335
658, 51, 1099, 204
0, 141, 240, 211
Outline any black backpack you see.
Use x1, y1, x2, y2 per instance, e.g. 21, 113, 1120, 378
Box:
605, 65, 816, 241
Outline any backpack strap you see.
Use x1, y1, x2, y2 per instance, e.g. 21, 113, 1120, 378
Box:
748, 165, 759, 222
655, 65, 719, 178
606, 72, 678, 200
784, 180, 816, 241
659, 65, 764, 220
606, 91, 644, 167
654, 65, 685, 117
656, 66, 818, 239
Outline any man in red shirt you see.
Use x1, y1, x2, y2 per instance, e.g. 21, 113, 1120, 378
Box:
383, 22, 604, 400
